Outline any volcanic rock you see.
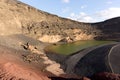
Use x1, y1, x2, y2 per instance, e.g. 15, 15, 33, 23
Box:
91, 72, 120, 80
0, 0, 120, 43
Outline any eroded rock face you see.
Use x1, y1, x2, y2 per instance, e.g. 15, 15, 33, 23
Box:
0, 0, 97, 43
38, 35, 62, 43
0, 0, 120, 43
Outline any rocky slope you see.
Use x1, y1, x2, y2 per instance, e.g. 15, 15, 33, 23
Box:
0, 43, 51, 80
1, 0, 120, 43
0, 0, 96, 43
92, 17, 120, 40
0, 0, 120, 79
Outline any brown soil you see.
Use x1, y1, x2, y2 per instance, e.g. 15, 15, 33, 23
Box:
0, 44, 51, 80
0, 62, 50, 80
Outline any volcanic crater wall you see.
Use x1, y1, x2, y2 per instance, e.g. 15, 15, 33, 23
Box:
0, 0, 120, 43
0, 0, 98, 43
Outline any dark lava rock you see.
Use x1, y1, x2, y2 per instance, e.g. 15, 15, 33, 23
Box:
49, 74, 91, 80
91, 72, 120, 80
49, 77, 90, 80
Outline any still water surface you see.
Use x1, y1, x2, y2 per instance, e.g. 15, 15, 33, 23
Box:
45, 40, 114, 55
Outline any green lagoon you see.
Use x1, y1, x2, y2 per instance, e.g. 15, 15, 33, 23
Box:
45, 40, 115, 55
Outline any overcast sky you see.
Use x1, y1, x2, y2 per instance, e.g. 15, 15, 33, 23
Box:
19, 0, 120, 22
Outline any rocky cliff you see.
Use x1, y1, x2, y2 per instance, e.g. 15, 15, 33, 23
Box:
92, 17, 120, 40
0, 0, 120, 43
0, 0, 97, 43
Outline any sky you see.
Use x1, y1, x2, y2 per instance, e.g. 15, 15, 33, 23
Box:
19, 0, 120, 22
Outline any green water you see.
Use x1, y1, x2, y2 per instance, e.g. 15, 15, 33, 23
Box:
45, 40, 114, 55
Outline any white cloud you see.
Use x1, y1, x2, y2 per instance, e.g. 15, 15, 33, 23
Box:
68, 7, 120, 22
80, 5, 87, 9
96, 7, 120, 20
62, 0, 70, 3
69, 12, 95, 22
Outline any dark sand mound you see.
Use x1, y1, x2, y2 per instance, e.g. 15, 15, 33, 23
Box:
109, 44, 120, 74
63, 43, 120, 77
74, 44, 114, 76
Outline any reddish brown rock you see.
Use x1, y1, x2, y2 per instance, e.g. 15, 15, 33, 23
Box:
81, 77, 91, 80
49, 74, 90, 80
91, 72, 120, 80
49, 77, 90, 80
